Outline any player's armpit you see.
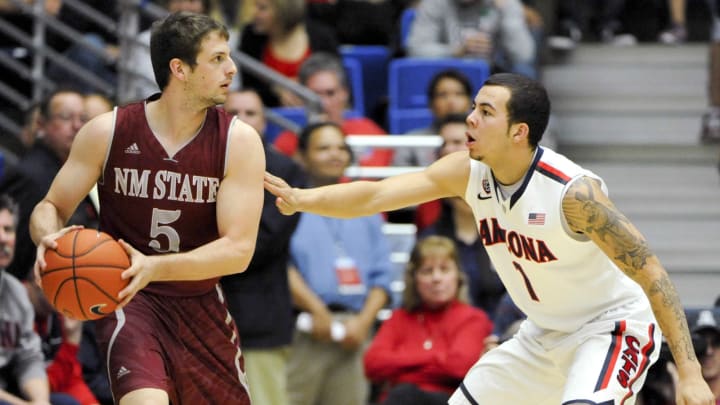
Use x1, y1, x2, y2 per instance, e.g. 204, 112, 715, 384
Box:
561, 176, 654, 278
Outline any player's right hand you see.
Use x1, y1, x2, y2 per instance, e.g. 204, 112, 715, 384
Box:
264, 171, 299, 215
33, 225, 84, 287
117, 239, 155, 308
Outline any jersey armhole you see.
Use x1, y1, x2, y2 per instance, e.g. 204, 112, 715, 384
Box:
223, 116, 236, 178
559, 175, 593, 243
98, 106, 118, 186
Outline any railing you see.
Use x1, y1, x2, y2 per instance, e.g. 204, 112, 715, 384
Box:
0, 0, 322, 139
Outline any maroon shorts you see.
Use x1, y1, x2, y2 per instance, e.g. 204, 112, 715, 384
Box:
95, 286, 250, 405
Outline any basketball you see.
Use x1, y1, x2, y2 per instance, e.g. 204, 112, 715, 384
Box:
41, 229, 131, 320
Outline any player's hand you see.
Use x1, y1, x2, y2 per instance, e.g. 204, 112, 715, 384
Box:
264, 172, 299, 215
33, 225, 84, 287
117, 240, 155, 307
310, 308, 333, 342
674, 374, 715, 405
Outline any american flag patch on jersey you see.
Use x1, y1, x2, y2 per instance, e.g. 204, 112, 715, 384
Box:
528, 212, 546, 225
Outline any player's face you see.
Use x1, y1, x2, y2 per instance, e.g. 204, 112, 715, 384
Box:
189, 32, 237, 106
465, 85, 513, 164
0, 209, 16, 269
305, 71, 349, 124
438, 122, 469, 157
431, 78, 471, 118
698, 331, 720, 380
301, 126, 351, 185
415, 252, 460, 309
224, 91, 267, 136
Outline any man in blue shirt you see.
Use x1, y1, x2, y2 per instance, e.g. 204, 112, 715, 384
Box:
286, 122, 393, 405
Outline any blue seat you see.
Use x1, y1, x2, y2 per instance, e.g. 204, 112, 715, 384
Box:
340, 45, 391, 117
387, 58, 490, 134
399, 8, 416, 50
342, 57, 365, 116
265, 107, 307, 143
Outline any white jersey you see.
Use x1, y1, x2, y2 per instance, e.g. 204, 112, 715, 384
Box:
465, 147, 648, 332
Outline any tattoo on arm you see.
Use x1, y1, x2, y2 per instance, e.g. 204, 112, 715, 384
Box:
564, 177, 653, 275
565, 177, 697, 363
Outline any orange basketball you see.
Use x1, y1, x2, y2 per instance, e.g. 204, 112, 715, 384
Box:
41, 229, 130, 320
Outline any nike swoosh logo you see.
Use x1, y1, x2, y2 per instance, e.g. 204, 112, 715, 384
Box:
90, 304, 110, 317
477, 194, 492, 200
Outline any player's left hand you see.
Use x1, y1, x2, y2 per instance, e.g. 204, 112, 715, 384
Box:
264, 172, 299, 215
33, 224, 84, 287
675, 374, 715, 405
117, 239, 155, 307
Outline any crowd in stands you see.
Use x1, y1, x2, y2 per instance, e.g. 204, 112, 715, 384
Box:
1, 0, 720, 404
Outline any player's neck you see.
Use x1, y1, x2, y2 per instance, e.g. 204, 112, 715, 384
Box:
492, 147, 535, 186
146, 94, 207, 142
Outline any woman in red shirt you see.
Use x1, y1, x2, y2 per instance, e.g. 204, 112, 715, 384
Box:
364, 236, 493, 404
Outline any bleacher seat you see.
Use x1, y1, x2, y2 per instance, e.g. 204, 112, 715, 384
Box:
342, 57, 365, 116
340, 45, 391, 118
387, 58, 490, 134
399, 8, 416, 50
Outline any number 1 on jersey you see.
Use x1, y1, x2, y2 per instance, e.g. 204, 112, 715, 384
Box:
513, 261, 539, 301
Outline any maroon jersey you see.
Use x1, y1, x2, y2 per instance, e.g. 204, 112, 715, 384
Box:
98, 96, 235, 296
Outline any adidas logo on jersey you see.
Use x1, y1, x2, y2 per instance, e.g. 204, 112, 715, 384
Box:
124, 143, 141, 154
117, 366, 131, 379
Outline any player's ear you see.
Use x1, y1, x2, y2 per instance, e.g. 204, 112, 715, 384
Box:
169, 58, 186, 81
510, 122, 529, 144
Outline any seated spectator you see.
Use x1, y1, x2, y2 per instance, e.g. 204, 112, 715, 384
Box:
393, 71, 473, 167
364, 235, 493, 405
273, 53, 393, 166
222, 88, 268, 137
23, 280, 99, 405
83, 93, 113, 121
286, 122, 393, 405
0, 194, 79, 405
406, 0, 537, 79
239, 0, 339, 107
688, 308, 720, 402
416, 114, 506, 315
125, 0, 231, 102
78, 323, 112, 405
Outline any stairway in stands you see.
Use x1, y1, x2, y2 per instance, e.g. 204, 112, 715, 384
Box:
543, 44, 720, 307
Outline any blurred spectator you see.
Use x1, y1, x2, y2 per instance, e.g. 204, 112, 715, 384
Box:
416, 114, 505, 316
482, 292, 525, 353
239, 0, 339, 107
222, 88, 268, 136
306, 0, 407, 46
548, 0, 635, 49
221, 88, 306, 405
286, 122, 393, 405
23, 280, 99, 405
125, 0, 232, 102
701, 0, 720, 147
393, 70, 473, 167
0, 89, 98, 281
83, 94, 113, 121
78, 323, 112, 405
273, 53, 393, 166
45, 0, 119, 95
406, 0, 537, 79
363, 235, 493, 405
689, 309, 720, 402
0, 194, 79, 405
658, 0, 687, 44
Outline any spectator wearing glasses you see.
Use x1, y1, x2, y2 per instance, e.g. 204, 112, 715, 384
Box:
688, 308, 720, 403
0, 89, 98, 281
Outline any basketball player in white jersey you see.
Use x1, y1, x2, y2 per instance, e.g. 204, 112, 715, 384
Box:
264, 73, 714, 404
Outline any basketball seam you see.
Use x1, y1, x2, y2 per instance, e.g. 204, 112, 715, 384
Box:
50, 238, 115, 258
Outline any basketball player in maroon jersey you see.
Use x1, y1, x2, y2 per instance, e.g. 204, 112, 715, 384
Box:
29, 12, 264, 405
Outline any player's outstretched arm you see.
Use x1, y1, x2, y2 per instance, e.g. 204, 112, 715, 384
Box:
264, 150, 470, 218
562, 176, 714, 405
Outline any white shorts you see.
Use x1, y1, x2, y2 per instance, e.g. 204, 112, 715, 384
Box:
449, 299, 661, 405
